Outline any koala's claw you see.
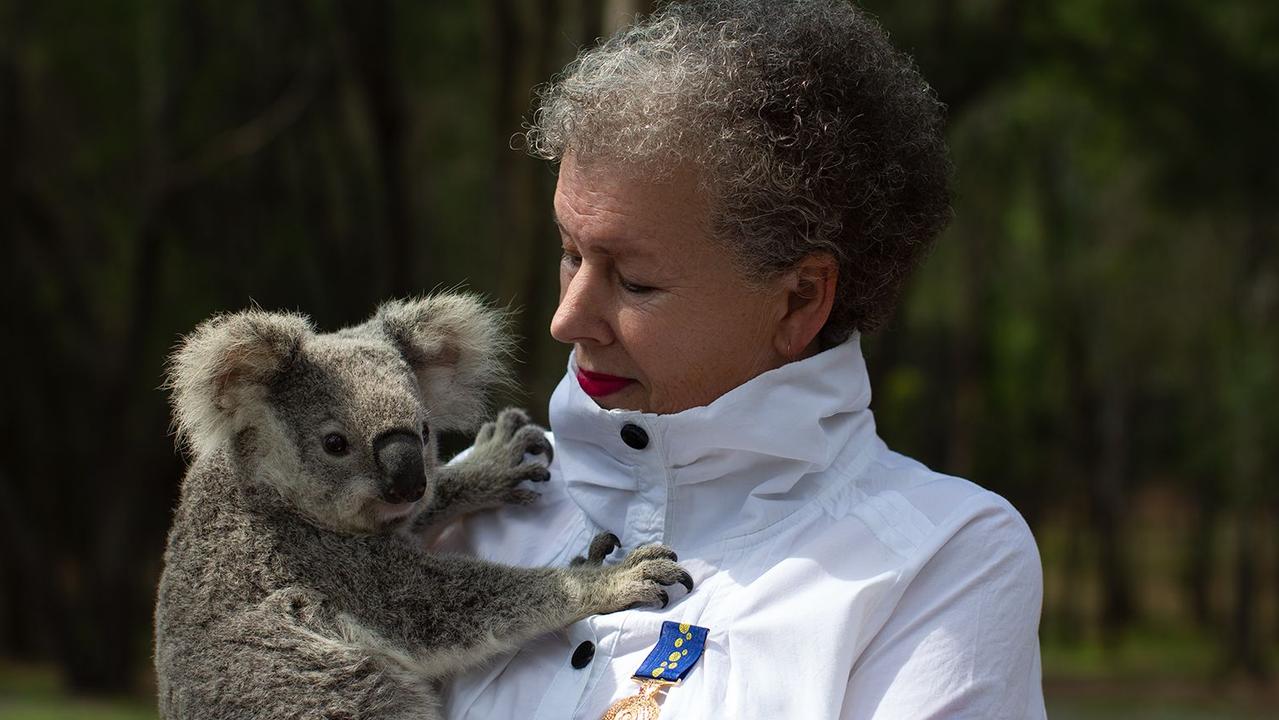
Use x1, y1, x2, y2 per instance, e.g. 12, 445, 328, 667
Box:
507, 461, 550, 484
469, 408, 553, 493
525, 432, 553, 464
619, 556, 689, 610
572, 532, 621, 566
639, 558, 693, 593
626, 547, 693, 593
581, 542, 693, 614
475, 408, 536, 449
589, 532, 621, 562
495, 407, 532, 436
514, 425, 553, 465
621, 543, 679, 566
474, 419, 498, 445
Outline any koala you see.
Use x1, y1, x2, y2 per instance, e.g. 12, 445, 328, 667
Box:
154, 294, 692, 720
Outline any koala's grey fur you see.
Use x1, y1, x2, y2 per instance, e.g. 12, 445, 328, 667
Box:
154, 294, 692, 720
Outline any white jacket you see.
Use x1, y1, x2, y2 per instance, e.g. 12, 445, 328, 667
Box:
441, 338, 1046, 719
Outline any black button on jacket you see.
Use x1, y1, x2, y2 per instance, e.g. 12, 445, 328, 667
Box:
620, 423, 649, 449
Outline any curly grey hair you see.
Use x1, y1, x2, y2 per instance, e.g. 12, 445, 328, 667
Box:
525, 0, 951, 340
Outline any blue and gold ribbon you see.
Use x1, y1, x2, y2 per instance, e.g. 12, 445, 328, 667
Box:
632, 621, 709, 682
601, 621, 711, 719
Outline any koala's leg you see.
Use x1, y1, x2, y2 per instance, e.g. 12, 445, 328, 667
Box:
173, 588, 442, 720
361, 536, 692, 677
415, 408, 551, 539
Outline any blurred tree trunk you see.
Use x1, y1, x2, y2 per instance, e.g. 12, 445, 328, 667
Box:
2, 0, 147, 684
1274, 497, 1279, 646
0, 1, 30, 660
1044, 136, 1135, 645
1061, 336, 1135, 646
63, 229, 167, 692
1228, 509, 1264, 677
339, 0, 416, 298
491, 0, 536, 396
944, 217, 988, 484
0, 559, 15, 655
0, 475, 54, 662
49, 0, 176, 688
581, 0, 604, 43
1, 145, 165, 694
1184, 475, 1219, 629
491, 0, 572, 413
1056, 499, 1087, 644
517, 0, 563, 368
1094, 377, 1134, 644
1223, 206, 1274, 679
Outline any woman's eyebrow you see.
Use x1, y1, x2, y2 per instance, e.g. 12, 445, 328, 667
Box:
552, 213, 589, 245
553, 213, 660, 261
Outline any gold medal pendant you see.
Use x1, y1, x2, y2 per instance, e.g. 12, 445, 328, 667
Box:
600, 622, 708, 719
599, 679, 675, 720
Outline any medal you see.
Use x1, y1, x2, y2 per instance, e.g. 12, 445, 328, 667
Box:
599, 622, 709, 720
599, 678, 671, 720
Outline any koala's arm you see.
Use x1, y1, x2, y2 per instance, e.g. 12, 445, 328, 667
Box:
415, 408, 551, 539
336, 535, 690, 677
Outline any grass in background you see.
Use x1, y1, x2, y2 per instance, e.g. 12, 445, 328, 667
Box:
1041, 624, 1278, 719
0, 662, 156, 720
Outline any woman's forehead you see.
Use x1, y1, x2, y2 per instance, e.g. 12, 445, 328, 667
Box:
553, 157, 711, 255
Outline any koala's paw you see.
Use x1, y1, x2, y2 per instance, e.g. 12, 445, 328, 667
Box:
577, 541, 694, 614
474, 408, 553, 468
465, 407, 553, 505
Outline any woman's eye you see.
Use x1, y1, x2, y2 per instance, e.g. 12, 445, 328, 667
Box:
560, 250, 581, 269
322, 433, 349, 456
619, 278, 656, 294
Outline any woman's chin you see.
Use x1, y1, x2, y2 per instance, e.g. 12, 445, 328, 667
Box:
589, 385, 648, 412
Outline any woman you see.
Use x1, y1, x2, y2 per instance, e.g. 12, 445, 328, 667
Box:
442, 1, 1045, 717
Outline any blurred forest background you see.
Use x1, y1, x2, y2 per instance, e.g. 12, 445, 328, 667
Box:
2, 0, 1277, 717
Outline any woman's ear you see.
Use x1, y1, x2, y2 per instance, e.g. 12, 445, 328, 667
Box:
774, 253, 838, 360
375, 293, 514, 432
166, 310, 310, 458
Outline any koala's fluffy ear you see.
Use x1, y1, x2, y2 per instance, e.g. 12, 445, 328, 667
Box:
375, 294, 514, 432
166, 309, 311, 457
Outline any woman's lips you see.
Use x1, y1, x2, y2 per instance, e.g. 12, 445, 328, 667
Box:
575, 367, 636, 398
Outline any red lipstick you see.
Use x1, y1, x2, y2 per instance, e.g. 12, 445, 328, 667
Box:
575, 367, 636, 398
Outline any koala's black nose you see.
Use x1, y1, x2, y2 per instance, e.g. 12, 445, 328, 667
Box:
373, 431, 426, 504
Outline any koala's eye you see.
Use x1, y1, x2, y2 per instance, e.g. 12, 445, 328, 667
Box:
322, 433, 349, 456
420, 421, 431, 439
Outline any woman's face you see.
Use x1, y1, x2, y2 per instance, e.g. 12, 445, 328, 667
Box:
551, 156, 790, 414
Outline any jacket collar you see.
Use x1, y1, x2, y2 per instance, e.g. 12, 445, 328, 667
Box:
549, 336, 878, 550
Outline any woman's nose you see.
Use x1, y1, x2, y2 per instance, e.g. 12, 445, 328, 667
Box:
550, 265, 613, 347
